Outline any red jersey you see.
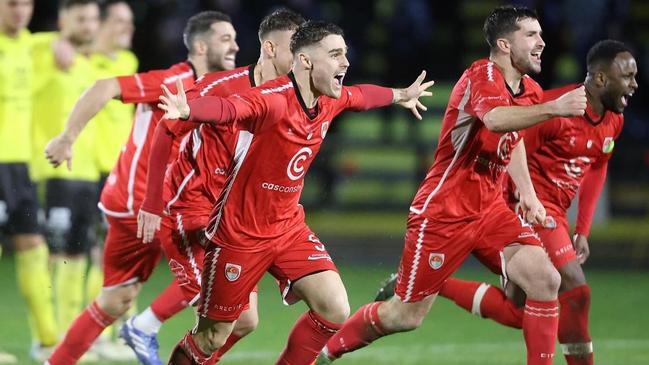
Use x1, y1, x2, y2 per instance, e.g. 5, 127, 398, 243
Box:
99, 61, 197, 217
184, 73, 392, 251
409, 59, 543, 221
524, 83, 623, 212
163, 65, 256, 230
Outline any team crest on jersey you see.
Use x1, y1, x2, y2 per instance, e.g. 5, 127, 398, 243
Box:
225, 263, 242, 282
429, 253, 445, 270
602, 137, 615, 153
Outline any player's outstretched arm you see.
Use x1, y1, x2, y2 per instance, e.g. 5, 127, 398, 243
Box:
391, 70, 435, 120
45, 78, 122, 170
507, 141, 547, 226
483, 86, 587, 133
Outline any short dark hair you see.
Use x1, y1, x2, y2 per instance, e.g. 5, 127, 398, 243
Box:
483, 5, 538, 48
59, 0, 99, 11
183, 11, 232, 53
289, 21, 343, 54
99, 0, 128, 21
586, 40, 633, 72
258, 8, 305, 40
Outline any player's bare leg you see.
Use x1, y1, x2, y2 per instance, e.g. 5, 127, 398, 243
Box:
207, 292, 259, 364
504, 244, 561, 365
557, 261, 592, 365
277, 270, 350, 365
169, 318, 235, 365
316, 293, 436, 364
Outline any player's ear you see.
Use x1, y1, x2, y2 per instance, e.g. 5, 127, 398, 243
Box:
596, 71, 607, 87
193, 38, 207, 56
262, 39, 275, 58
495, 37, 511, 54
299, 52, 312, 70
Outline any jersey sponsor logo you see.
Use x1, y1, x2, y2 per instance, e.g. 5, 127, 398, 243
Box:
428, 253, 444, 270
261, 182, 303, 193
308, 253, 332, 261
224, 263, 242, 282
563, 156, 590, 178
287, 147, 313, 180
602, 137, 614, 153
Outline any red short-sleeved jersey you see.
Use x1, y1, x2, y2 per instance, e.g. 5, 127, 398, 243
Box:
199, 73, 377, 251
523, 83, 623, 212
163, 65, 255, 229
409, 59, 543, 221
99, 62, 196, 217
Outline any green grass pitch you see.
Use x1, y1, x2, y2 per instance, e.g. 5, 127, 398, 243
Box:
0, 259, 647, 364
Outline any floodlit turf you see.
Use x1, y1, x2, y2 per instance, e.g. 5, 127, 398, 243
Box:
0, 259, 647, 364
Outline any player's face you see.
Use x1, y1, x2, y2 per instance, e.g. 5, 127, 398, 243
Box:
307, 34, 349, 99
602, 52, 638, 114
205, 21, 239, 72
508, 18, 544, 75
0, 0, 33, 34
60, 3, 100, 46
268, 29, 296, 76
102, 2, 134, 50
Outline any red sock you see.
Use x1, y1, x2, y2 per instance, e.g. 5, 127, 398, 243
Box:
47, 301, 116, 365
523, 299, 559, 365
276, 310, 342, 365
323, 302, 386, 360
558, 285, 593, 365
206, 333, 242, 364
168, 331, 212, 365
151, 280, 189, 322
440, 278, 523, 329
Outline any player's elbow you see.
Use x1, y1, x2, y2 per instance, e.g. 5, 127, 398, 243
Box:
93, 78, 121, 100
483, 114, 507, 133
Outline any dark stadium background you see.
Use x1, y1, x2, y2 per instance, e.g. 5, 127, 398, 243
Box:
27, 0, 649, 269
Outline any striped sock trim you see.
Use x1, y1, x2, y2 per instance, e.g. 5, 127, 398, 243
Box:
560, 341, 593, 355
524, 304, 559, 317
471, 283, 490, 317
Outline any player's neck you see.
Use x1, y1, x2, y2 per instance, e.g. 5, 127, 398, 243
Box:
490, 54, 523, 94
92, 36, 117, 59
0, 25, 22, 38
584, 81, 604, 116
254, 58, 279, 85
293, 68, 318, 108
188, 55, 209, 78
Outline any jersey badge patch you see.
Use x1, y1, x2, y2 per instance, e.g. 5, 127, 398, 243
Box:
225, 263, 242, 282
429, 253, 445, 270
602, 137, 614, 153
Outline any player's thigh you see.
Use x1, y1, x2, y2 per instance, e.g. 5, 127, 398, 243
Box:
162, 216, 206, 303
269, 226, 339, 306
102, 216, 162, 288
473, 201, 544, 280
197, 244, 270, 322
394, 214, 475, 303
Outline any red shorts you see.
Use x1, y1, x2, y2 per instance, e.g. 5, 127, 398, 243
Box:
197, 223, 338, 321
537, 208, 575, 269
395, 201, 542, 303
103, 216, 163, 289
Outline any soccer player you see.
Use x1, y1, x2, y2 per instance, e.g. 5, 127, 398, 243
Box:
131, 8, 305, 365
30, 1, 102, 350
432, 40, 637, 365
158, 20, 434, 365
0, 0, 58, 361
314, 6, 587, 365
86, 0, 138, 360
43, 11, 239, 365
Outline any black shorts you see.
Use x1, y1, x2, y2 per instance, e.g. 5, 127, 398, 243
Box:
45, 178, 99, 255
0, 163, 42, 235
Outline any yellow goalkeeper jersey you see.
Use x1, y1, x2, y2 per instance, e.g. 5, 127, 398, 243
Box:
90, 50, 138, 173
0, 30, 33, 163
31, 32, 100, 182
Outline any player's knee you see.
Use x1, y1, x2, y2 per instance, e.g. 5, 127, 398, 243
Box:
559, 262, 587, 291
535, 264, 561, 295
396, 309, 426, 332
97, 284, 140, 317
232, 311, 259, 337
324, 296, 351, 324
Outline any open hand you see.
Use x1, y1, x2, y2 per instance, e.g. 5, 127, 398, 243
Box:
394, 70, 435, 120
137, 209, 161, 244
158, 79, 190, 120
